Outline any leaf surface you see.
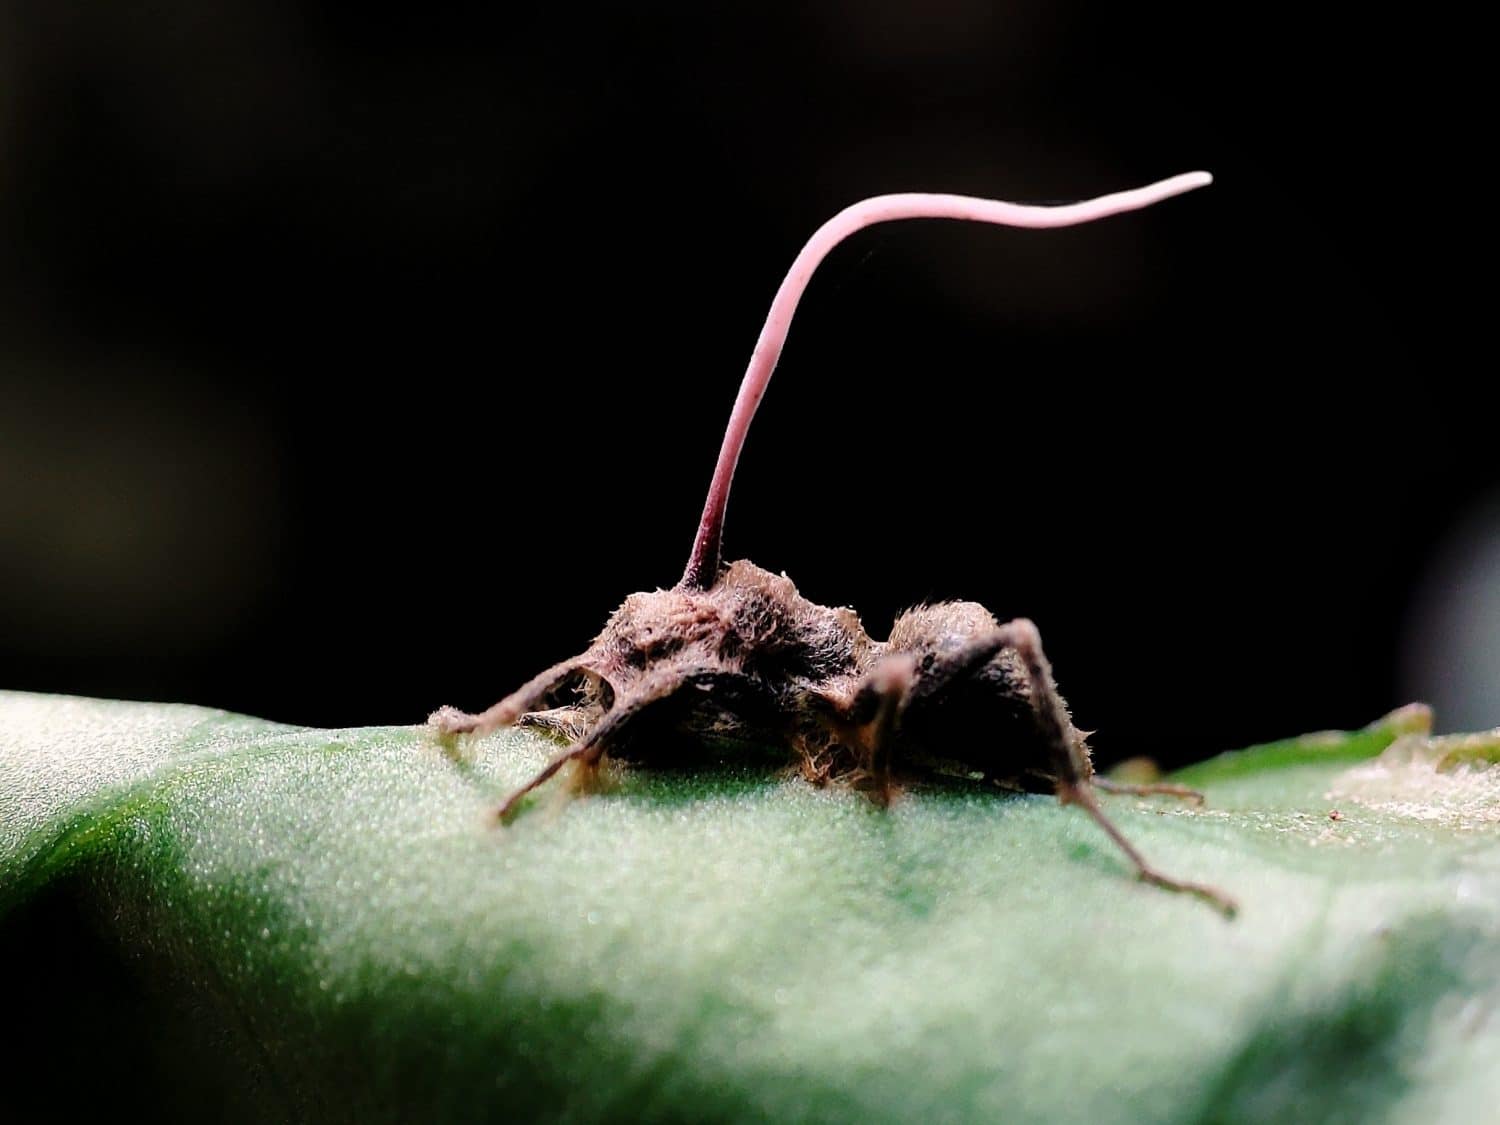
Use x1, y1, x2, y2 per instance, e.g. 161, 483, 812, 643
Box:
2, 692, 1496, 1123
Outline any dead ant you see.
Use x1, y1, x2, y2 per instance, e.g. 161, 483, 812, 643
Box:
431, 172, 1237, 917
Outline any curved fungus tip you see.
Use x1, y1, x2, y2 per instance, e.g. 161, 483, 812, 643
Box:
679, 171, 1214, 591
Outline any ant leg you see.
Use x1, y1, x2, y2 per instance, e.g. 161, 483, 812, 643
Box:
493, 738, 601, 821
906, 618, 1237, 917
492, 666, 731, 821
971, 619, 1235, 915
1061, 782, 1237, 917
429, 657, 609, 739
843, 655, 920, 805
987, 620, 1237, 917
1093, 777, 1205, 805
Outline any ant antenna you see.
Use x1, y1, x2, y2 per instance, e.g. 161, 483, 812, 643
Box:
679, 171, 1213, 591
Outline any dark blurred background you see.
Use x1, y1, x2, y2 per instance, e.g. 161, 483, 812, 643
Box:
1, 1, 1492, 768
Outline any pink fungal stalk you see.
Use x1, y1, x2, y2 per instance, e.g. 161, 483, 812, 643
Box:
680, 171, 1213, 591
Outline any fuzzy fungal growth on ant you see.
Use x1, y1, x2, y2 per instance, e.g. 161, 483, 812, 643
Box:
431, 172, 1237, 917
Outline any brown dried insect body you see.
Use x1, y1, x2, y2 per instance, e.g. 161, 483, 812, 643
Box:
432, 173, 1237, 917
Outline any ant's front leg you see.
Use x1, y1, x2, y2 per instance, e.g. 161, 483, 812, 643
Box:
1092, 776, 1205, 805
990, 620, 1237, 917
429, 656, 611, 740
491, 666, 741, 822
832, 655, 922, 805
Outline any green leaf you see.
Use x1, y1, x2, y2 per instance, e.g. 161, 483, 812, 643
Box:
3, 692, 1498, 1123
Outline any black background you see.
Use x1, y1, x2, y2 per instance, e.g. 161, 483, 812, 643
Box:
1, 2, 1490, 769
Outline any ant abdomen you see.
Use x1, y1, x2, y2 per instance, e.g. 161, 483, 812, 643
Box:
887, 604, 1072, 792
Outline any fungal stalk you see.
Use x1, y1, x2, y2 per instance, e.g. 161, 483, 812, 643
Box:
680, 171, 1213, 591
